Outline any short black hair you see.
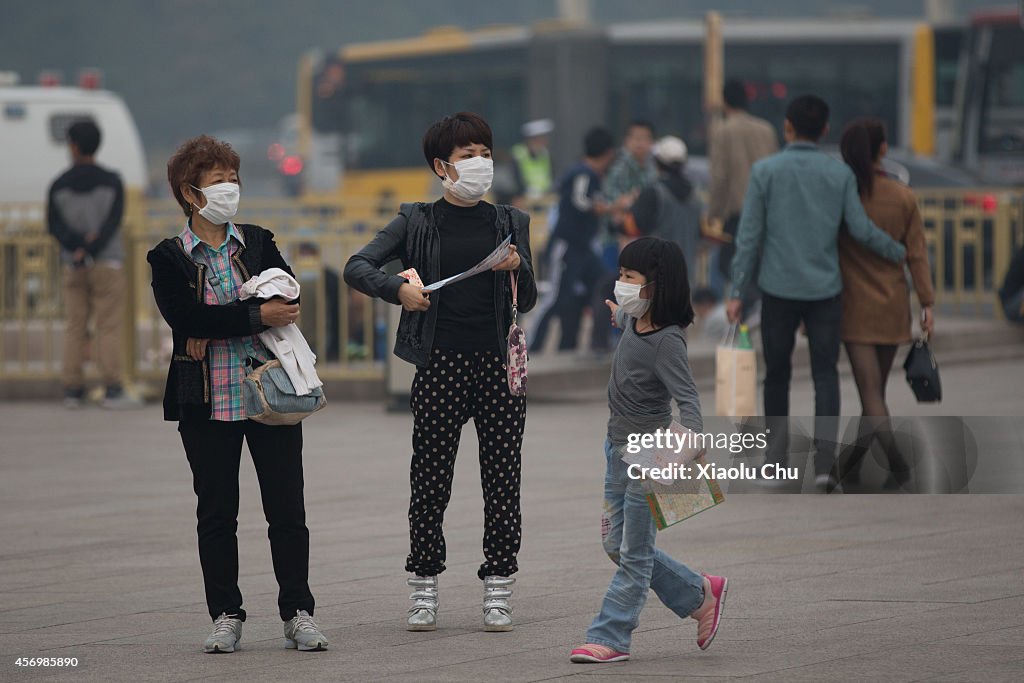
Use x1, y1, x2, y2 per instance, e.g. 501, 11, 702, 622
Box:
422, 112, 493, 174
723, 79, 748, 110
619, 236, 694, 328
626, 119, 655, 137
68, 120, 101, 155
584, 127, 615, 158
786, 95, 830, 140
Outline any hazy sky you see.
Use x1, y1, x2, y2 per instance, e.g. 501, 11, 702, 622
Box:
1, 0, 1002, 153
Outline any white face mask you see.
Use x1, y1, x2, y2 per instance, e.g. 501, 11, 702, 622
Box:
191, 182, 240, 225
614, 280, 654, 318
440, 156, 493, 202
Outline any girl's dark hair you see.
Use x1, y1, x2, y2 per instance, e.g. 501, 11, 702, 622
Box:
619, 236, 695, 328
840, 117, 886, 198
422, 112, 493, 173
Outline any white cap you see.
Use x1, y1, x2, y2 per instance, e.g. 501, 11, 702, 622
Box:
653, 136, 687, 164
521, 118, 554, 138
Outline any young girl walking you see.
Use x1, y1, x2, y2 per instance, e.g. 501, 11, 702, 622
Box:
570, 236, 727, 663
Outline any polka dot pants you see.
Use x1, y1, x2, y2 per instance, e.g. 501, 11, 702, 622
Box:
406, 348, 526, 580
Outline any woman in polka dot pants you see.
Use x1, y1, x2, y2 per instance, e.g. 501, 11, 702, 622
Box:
343, 113, 537, 632
408, 348, 526, 629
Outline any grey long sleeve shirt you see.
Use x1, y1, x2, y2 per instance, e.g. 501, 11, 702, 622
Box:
607, 310, 703, 445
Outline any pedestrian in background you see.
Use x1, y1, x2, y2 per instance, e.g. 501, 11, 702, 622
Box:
605, 120, 658, 209
726, 95, 907, 490
570, 237, 727, 664
591, 120, 658, 352
998, 245, 1024, 324
835, 118, 935, 490
344, 112, 536, 633
708, 79, 778, 304
148, 135, 328, 654
530, 127, 621, 353
510, 118, 555, 202
625, 135, 703, 286
47, 120, 139, 409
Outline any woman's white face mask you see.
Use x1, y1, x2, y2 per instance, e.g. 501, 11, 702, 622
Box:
440, 156, 493, 202
191, 182, 240, 225
614, 280, 654, 318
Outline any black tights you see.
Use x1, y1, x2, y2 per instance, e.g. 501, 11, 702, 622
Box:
835, 343, 910, 486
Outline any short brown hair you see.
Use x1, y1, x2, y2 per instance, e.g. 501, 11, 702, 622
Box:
167, 135, 241, 217
422, 112, 493, 173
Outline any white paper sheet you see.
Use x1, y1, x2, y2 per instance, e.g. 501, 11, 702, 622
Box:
421, 235, 513, 292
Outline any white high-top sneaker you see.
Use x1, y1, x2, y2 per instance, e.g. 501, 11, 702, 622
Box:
407, 575, 439, 631
482, 576, 515, 632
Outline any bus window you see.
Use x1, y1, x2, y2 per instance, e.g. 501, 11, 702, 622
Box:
979, 25, 1024, 154
607, 44, 704, 153
727, 43, 901, 147
312, 57, 347, 135
933, 27, 963, 108
339, 50, 525, 171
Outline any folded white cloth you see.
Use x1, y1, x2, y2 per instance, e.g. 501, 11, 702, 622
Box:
239, 268, 323, 395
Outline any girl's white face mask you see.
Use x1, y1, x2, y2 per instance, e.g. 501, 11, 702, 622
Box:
614, 280, 654, 318
440, 156, 493, 202
192, 182, 240, 225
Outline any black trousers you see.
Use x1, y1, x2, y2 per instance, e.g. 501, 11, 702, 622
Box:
531, 239, 605, 352
760, 292, 842, 475
179, 419, 314, 622
406, 348, 526, 580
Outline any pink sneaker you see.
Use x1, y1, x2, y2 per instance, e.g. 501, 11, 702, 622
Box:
690, 574, 728, 650
569, 643, 630, 663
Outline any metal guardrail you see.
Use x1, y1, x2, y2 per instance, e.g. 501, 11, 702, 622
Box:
1, 189, 1020, 385
915, 188, 1024, 317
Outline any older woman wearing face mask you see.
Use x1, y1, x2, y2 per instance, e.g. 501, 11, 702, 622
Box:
147, 135, 327, 654
344, 112, 537, 633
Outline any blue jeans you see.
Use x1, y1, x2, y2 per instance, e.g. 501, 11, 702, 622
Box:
585, 440, 705, 653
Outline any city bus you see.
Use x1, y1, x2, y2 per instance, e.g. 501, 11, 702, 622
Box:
294, 17, 969, 212
954, 9, 1024, 185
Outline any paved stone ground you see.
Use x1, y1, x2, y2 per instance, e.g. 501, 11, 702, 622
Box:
2, 359, 1023, 682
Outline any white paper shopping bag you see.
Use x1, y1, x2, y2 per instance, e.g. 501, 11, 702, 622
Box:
715, 325, 757, 418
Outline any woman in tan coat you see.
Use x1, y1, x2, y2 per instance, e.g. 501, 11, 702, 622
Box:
837, 118, 935, 489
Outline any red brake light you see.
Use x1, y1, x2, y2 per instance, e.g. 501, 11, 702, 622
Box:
964, 193, 999, 214
78, 69, 102, 90
280, 156, 303, 176
38, 70, 62, 87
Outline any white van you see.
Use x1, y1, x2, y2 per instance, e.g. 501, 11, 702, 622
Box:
0, 85, 147, 203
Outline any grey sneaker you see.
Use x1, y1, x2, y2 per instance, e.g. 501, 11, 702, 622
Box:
63, 388, 85, 409
203, 613, 242, 653
284, 610, 328, 651
100, 388, 144, 410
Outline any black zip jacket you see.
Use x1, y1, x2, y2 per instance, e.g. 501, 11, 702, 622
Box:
343, 201, 537, 368
147, 224, 295, 422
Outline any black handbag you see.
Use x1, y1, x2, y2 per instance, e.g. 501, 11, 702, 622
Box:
903, 336, 941, 403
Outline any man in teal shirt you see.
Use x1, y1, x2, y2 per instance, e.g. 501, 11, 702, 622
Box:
726, 95, 906, 489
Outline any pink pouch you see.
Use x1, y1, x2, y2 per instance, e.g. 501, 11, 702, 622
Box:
506, 272, 528, 396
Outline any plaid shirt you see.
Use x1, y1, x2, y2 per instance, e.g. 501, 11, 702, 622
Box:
179, 223, 269, 422
604, 150, 657, 202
